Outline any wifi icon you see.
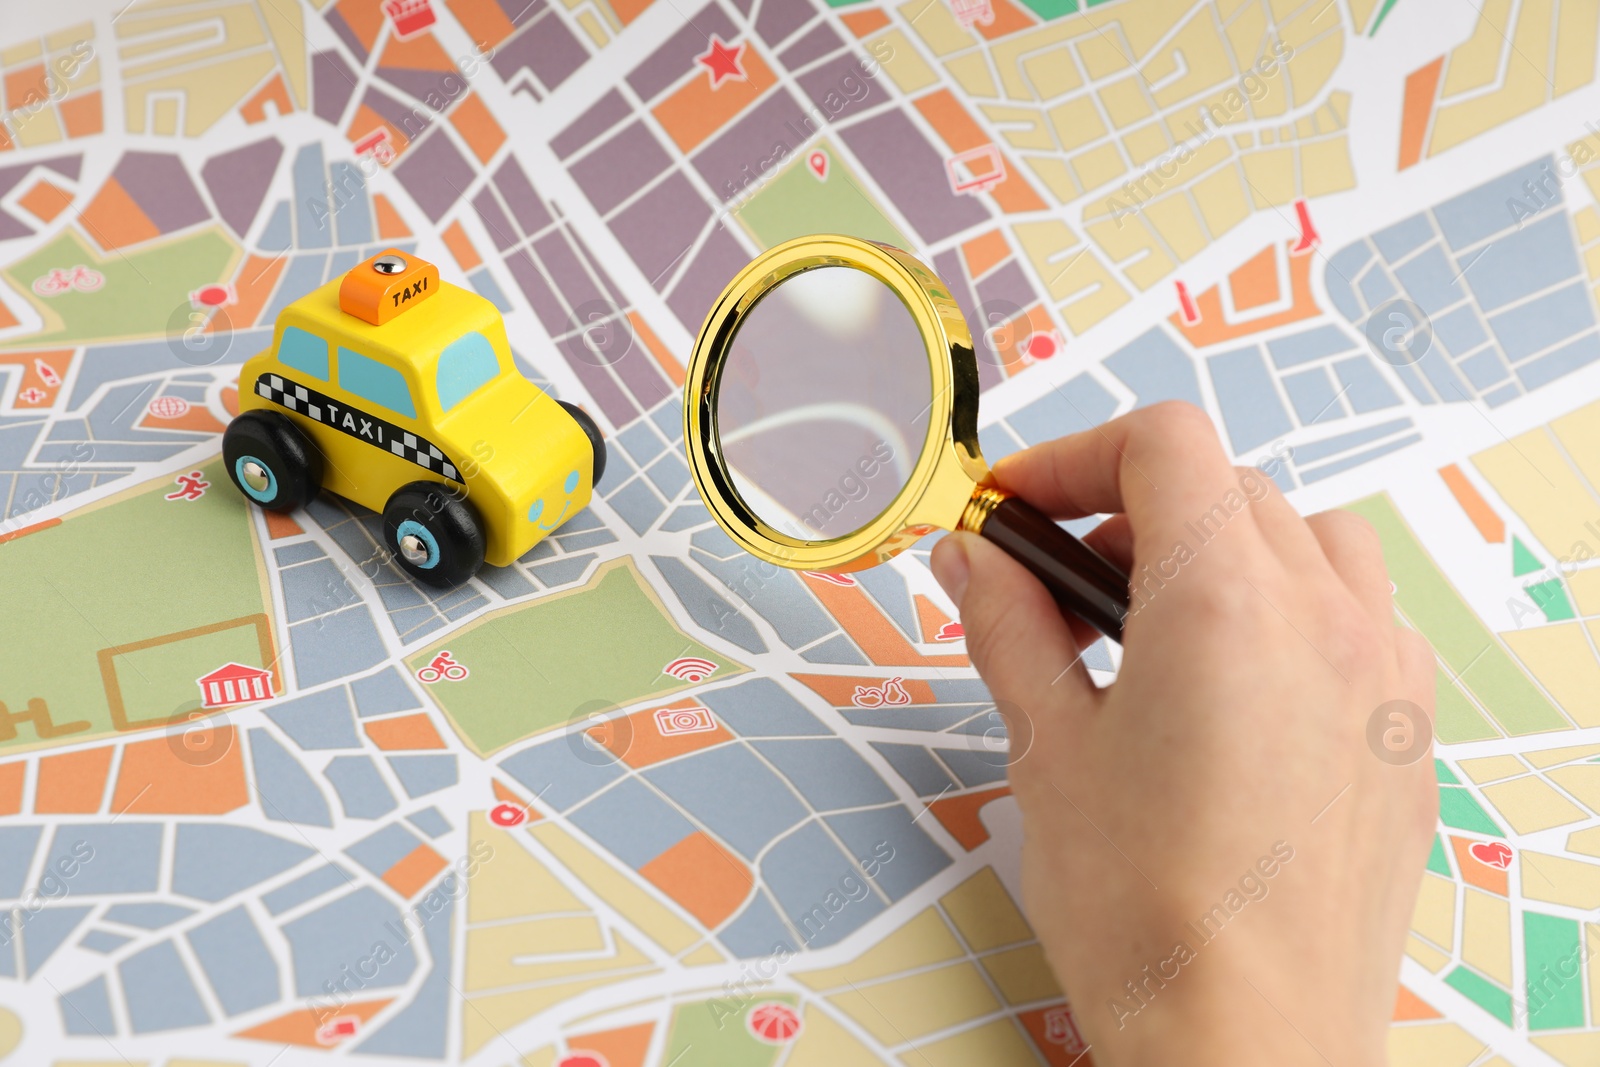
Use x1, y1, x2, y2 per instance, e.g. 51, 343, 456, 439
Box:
663, 656, 717, 683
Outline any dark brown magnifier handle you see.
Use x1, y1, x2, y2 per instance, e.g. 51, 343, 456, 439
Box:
978, 496, 1130, 643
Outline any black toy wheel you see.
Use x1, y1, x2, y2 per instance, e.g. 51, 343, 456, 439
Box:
222, 410, 323, 511
382, 481, 486, 587
558, 400, 607, 486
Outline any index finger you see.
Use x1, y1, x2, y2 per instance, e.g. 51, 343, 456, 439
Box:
991, 401, 1249, 548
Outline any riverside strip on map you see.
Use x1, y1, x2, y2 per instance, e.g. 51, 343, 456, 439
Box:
3, 1, 1600, 1065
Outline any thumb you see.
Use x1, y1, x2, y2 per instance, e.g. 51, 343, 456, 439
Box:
931, 531, 1097, 721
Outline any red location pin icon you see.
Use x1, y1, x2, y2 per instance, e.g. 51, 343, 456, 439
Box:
807, 151, 828, 180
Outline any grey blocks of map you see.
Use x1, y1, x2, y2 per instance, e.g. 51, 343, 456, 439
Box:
1326, 155, 1600, 408
501, 674, 956, 953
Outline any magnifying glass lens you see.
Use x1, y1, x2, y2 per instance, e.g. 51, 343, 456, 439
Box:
716, 266, 931, 540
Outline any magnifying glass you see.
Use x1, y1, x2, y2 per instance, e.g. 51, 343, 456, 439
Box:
684, 234, 1130, 642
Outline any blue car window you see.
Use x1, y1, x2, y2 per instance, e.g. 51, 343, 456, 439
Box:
338, 347, 416, 418
436, 331, 501, 412
278, 326, 329, 380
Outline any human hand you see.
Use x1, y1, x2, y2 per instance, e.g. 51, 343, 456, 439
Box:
930, 402, 1437, 1066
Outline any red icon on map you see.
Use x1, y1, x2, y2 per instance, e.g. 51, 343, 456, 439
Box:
1041, 1004, 1087, 1052
934, 621, 965, 641
557, 1053, 609, 1067
417, 650, 468, 683
1174, 280, 1201, 325
949, 0, 995, 27
1023, 331, 1061, 362
18, 387, 47, 405
1291, 198, 1320, 256
166, 470, 211, 501
354, 128, 397, 166
190, 283, 235, 308
698, 34, 746, 88
316, 1014, 361, 1045
32, 265, 103, 297
489, 802, 527, 827
747, 1002, 802, 1044
382, 0, 437, 39
197, 662, 273, 709
33, 359, 61, 387
655, 705, 717, 736
852, 677, 910, 708
663, 656, 717, 683
802, 570, 855, 586
148, 395, 191, 420
946, 145, 1006, 195
1469, 841, 1513, 870
807, 151, 829, 180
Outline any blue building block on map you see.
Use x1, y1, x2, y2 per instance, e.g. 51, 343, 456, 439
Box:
570, 777, 698, 869
46, 824, 161, 895
1488, 281, 1595, 362
500, 734, 626, 811
59, 976, 114, 1036
282, 886, 418, 997
762, 821, 886, 949
388, 754, 458, 798
121, 940, 212, 1032
1103, 327, 1204, 408
718, 890, 797, 958
870, 742, 960, 797
173, 824, 313, 903
700, 678, 829, 736
324, 755, 399, 819
646, 745, 809, 859
187, 906, 281, 1016
1207, 346, 1293, 453
251, 728, 335, 827
755, 739, 898, 810
826, 806, 954, 902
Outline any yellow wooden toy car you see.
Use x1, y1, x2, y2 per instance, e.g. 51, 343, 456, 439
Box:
223, 248, 605, 586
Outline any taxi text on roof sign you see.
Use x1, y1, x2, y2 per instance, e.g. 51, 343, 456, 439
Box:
339, 248, 439, 325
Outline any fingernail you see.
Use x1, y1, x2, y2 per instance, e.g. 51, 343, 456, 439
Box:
932, 534, 971, 606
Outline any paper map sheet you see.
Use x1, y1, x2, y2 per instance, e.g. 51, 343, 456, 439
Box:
1, 0, 1599, 1064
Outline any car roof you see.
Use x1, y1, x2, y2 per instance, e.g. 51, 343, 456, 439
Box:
280, 275, 504, 377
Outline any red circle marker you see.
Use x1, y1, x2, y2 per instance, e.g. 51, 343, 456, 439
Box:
489, 803, 526, 827
557, 1054, 609, 1067
747, 1002, 802, 1044
1025, 332, 1058, 360
148, 395, 191, 419
195, 284, 232, 306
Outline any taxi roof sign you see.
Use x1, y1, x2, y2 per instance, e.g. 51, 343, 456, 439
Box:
339, 248, 439, 326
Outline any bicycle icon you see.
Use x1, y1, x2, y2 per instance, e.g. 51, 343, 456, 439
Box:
32, 265, 105, 297
417, 650, 468, 683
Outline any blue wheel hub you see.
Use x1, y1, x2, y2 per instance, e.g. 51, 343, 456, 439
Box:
395, 519, 441, 569
234, 455, 278, 504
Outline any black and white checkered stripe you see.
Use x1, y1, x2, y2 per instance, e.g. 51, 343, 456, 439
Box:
255, 373, 461, 483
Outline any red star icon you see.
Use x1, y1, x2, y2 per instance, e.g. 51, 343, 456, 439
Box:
697, 34, 746, 88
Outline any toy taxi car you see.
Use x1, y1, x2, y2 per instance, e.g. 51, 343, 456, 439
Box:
222, 248, 605, 587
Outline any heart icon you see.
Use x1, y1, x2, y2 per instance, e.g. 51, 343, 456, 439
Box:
1469, 841, 1513, 870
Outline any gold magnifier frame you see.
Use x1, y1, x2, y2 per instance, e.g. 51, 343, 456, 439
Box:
685, 234, 1130, 641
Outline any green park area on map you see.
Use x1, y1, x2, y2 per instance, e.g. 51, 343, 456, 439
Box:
408, 559, 742, 755
0, 458, 269, 749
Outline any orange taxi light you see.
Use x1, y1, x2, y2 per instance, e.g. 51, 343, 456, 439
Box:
339, 248, 439, 326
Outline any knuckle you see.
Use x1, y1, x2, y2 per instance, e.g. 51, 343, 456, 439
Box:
1310, 509, 1381, 553
1143, 399, 1214, 442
